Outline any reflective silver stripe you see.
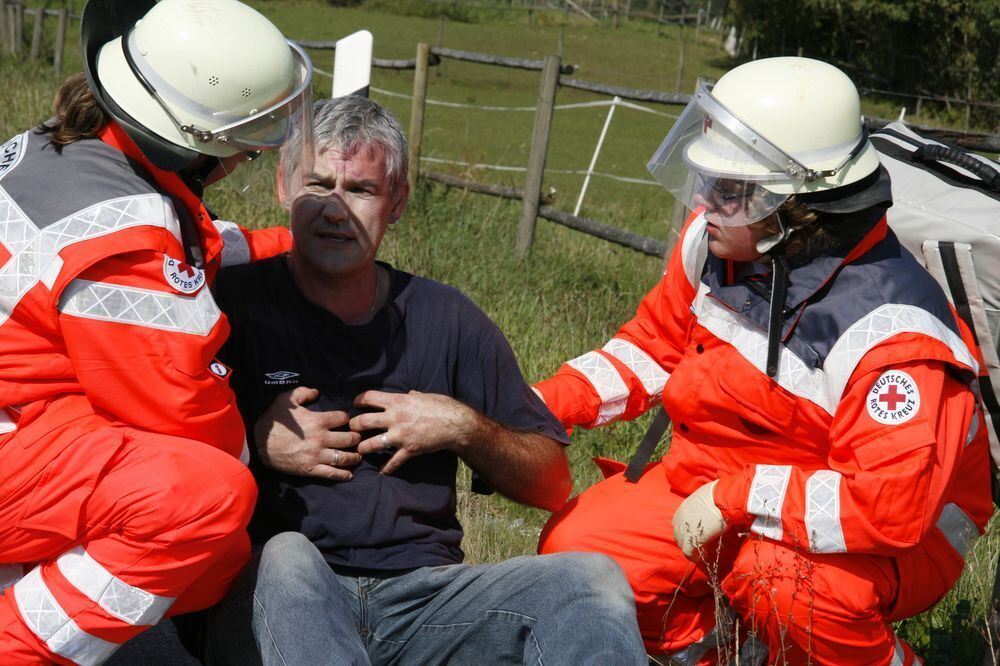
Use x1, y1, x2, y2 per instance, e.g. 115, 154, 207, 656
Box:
602, 338, 670, 398
747, 464, 792, 540
0, 408, 14, 434
892, 636, 905, 665
0, 191, 182, 326
0, 563, 23, 591
936, 503, 979, 558
13, 567, 120, 665
0, 184, 37, 255
566, 351, 628, 425
805, 470, 846, 553
58, 279, 221, 336
966, 413, 979, 446
679, 212, 709, 290
824, 304, 978, 406
213, 220, 251, 267
694, 289, 979, 416
56, 547, 174, 626
667, 625, 719, 665
694, 286, 829, 410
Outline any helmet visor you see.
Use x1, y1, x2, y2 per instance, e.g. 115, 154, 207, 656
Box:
647, 84, 804, 226
210, 41, 313, 155
214, 42, 314, 208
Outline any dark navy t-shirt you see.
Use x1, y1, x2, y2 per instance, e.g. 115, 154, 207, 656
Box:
213, 257, 568, 573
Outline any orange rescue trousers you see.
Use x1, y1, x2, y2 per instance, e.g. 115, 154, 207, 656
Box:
0, 426, 256, 664
539, 461, 949, 665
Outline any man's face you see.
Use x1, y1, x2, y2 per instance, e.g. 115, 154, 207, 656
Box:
288, 145, 407, 280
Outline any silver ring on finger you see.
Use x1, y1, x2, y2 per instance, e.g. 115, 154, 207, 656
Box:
380, 432, 392, 451
332, 449, 341, 466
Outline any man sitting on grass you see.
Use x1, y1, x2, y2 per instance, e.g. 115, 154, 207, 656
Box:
186, 95, 646, 665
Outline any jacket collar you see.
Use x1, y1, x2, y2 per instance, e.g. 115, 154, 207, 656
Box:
703, 209, 888, 368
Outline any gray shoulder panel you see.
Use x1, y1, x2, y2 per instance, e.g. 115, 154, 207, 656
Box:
0, 131, 160, 230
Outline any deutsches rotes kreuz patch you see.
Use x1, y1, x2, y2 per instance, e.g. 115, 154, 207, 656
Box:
163, 256, 205, 294
867, 370, 920, 425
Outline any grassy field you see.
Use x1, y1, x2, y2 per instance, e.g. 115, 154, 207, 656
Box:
2, 2, 999, 662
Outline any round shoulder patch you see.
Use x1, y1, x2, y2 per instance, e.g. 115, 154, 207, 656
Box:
163, 256, 206, 294
866, 370, 920, 425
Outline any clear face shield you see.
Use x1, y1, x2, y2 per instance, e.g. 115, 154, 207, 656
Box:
123, 31, 315, 205
274, 110, 320, 212
647, 84, 842, 227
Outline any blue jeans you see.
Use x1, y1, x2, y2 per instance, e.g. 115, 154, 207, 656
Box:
198, 531, 645, 665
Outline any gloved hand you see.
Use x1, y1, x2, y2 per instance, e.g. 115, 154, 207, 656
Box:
672, 480, 726, 559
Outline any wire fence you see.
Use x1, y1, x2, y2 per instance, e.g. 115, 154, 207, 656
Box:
315, 40, 999, 260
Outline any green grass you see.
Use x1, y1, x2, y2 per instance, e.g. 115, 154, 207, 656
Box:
2, 3, 998, 661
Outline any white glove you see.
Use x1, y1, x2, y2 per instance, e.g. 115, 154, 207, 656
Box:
672, 480, 726, 559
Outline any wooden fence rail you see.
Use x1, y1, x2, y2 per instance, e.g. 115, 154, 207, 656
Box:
424, 171, 662, 256
3, 5, 994, 259
400, 39, 999, 260
296, 39, 576, 75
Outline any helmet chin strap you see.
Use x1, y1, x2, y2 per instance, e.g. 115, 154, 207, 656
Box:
756, 212, 792, 378
172, 155, 222, 270
178, 155, 222, 199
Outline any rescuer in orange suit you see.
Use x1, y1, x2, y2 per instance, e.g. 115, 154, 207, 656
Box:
535, 57, 993, 665
0, 0, 315, 662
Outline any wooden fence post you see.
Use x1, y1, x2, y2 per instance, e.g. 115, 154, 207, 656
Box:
964, 69, 973, 131
53, 7, 67, 75
7, 1, 18, 56
656, 2, 663, 37
30, 5, 44, 61
0, 0, 7, 53
435, 15, 444, 78
407, 42, 430, 194
675, 2, 686, 92
517, 54, 561, 257
13, 1, 22, 56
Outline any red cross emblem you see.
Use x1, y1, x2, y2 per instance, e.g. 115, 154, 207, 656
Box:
867, 371, 920, 425
878, 385, 906, 410
163, 255, 205, 294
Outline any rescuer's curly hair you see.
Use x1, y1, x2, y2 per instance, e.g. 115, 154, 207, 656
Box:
35, 73, 109, 153
760, 196, 883, 261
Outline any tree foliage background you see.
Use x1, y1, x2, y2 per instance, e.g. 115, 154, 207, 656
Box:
723, 0, 999, 129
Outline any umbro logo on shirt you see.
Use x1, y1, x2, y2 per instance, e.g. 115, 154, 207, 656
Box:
265, 370, 300, 386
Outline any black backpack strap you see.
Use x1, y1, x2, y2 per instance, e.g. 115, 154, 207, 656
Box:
624, 407, 671, 483
924, 241, 1000, 503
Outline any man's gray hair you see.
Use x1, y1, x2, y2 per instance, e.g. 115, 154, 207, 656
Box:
317, 96, 409, 192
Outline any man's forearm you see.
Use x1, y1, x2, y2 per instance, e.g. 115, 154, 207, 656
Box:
454, 414, 571, 512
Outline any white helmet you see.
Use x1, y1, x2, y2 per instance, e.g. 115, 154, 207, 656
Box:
82, 0, 313, 180
648, 57, 882, 226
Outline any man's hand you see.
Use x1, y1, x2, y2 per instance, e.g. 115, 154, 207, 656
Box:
672, 480, 726, 559
351, 390, 477, 475
254, 386, 362, 480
